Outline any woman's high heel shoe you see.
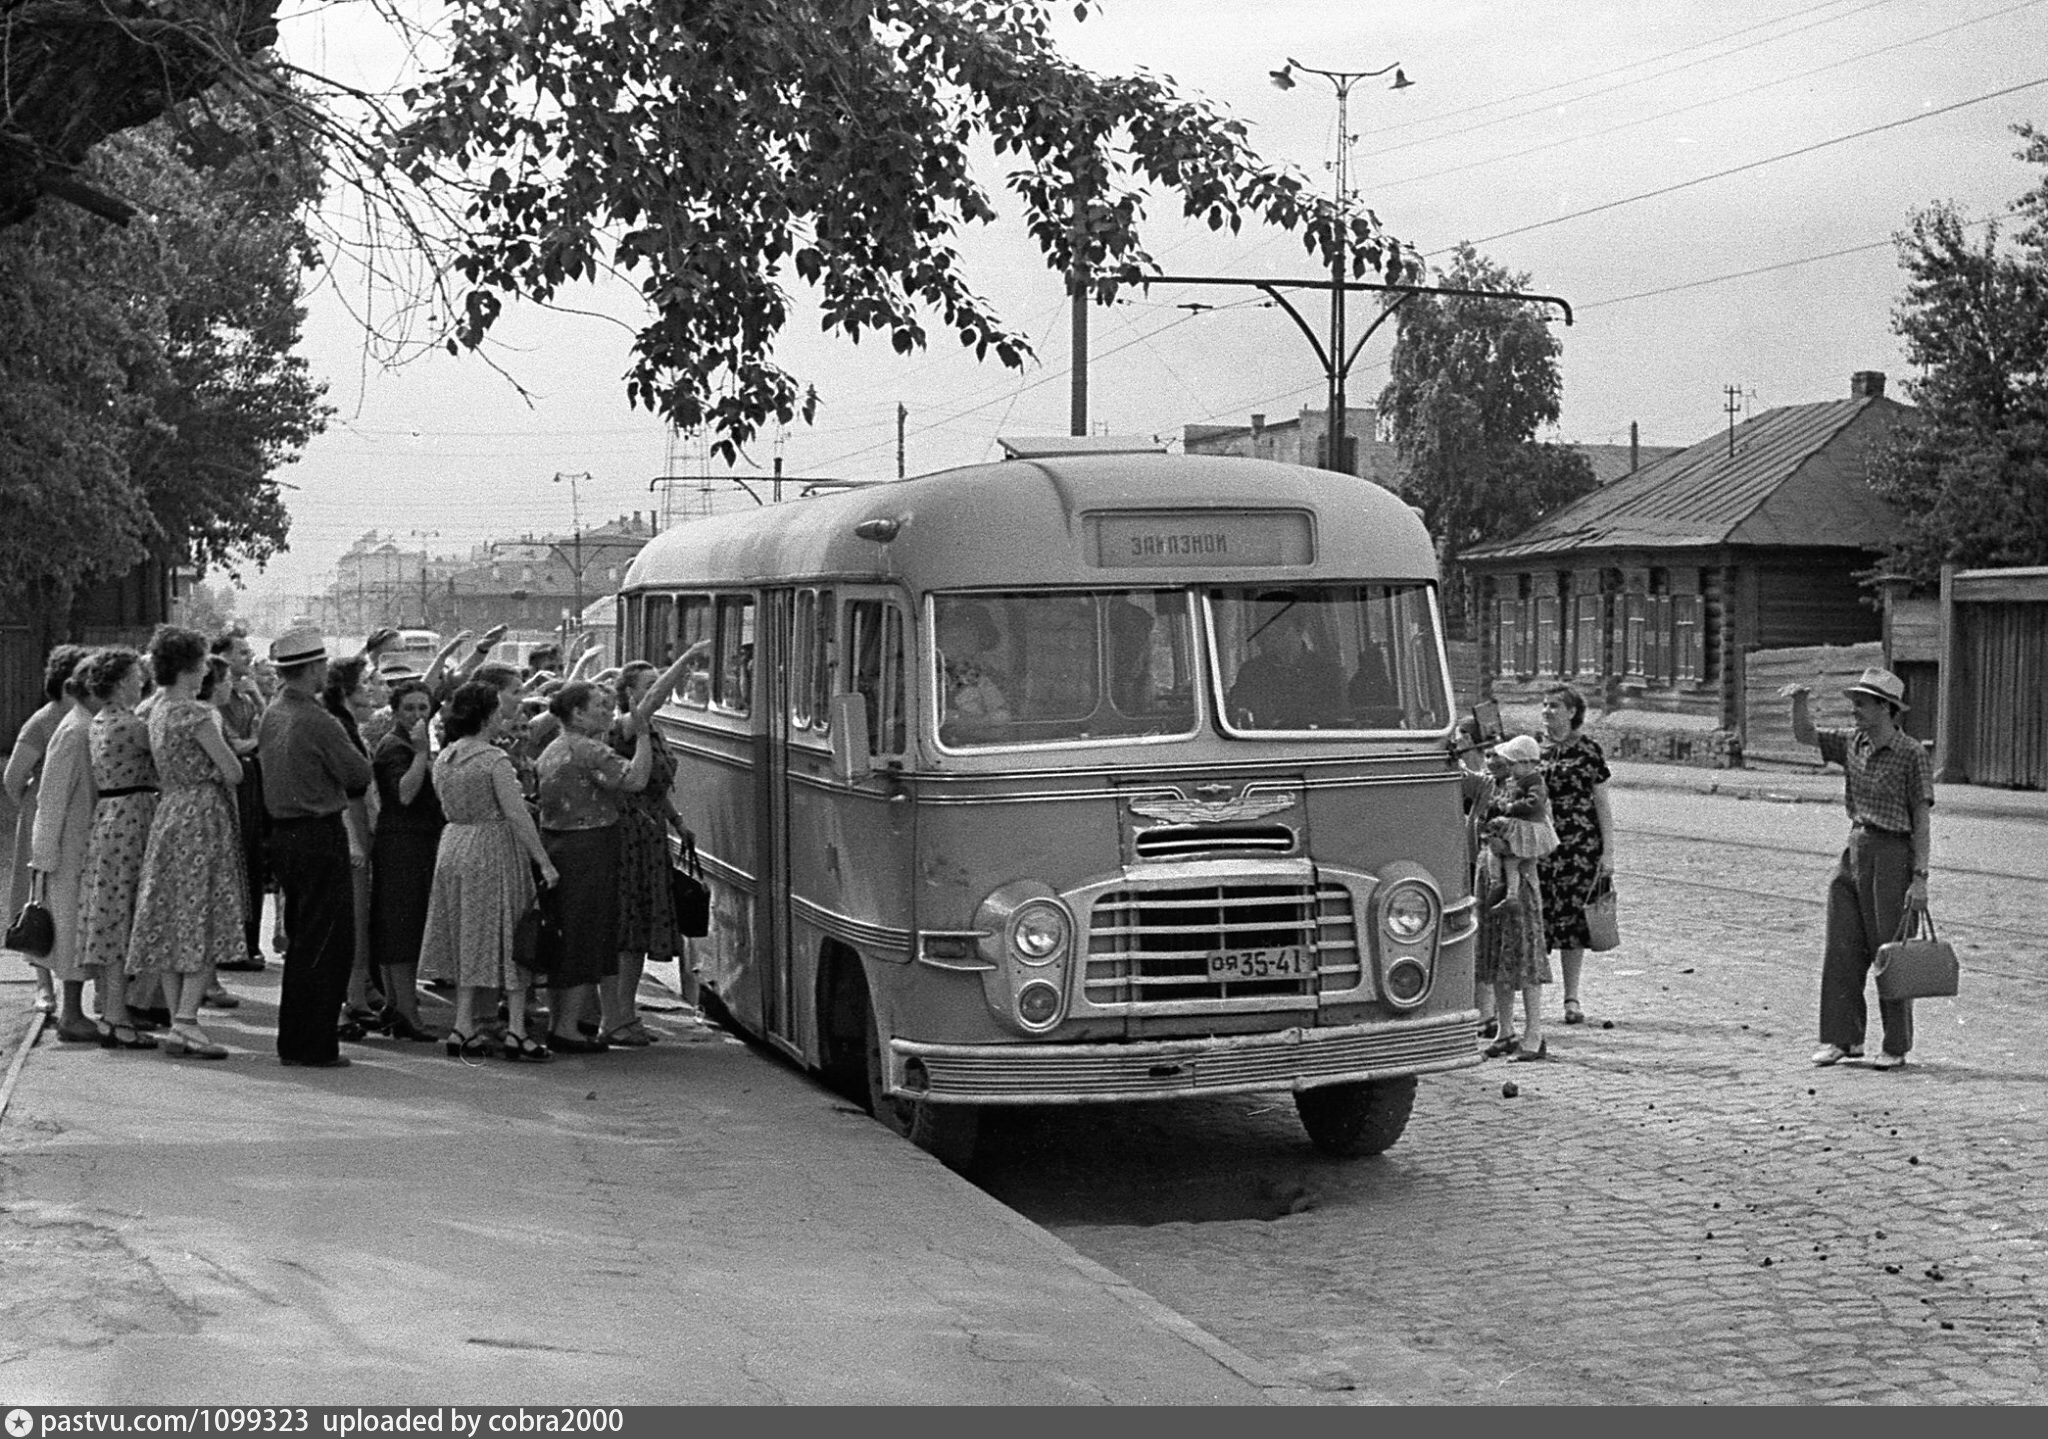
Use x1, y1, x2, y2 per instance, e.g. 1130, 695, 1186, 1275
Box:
444, 1028, 492, 1059
165, 1023, 227, 1060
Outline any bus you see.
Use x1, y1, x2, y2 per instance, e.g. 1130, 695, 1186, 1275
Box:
617, 451, 1481, 1164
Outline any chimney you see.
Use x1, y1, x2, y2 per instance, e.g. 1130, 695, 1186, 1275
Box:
1250, 414, 1266, 436
1850, 371, 1886, 399
1630, 420, 1639, 473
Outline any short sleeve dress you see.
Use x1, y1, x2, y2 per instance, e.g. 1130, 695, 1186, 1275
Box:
126, 699, 247, 975
78, 704, 159, 971
418, 740, 537, 989
610, 719, 681, 958
1538, 729, 1612, 953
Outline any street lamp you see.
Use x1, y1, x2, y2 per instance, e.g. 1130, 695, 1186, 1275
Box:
1270, 56, 1412, 475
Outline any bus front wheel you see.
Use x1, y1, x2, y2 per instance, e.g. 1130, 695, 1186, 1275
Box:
1293, 1076, 1417, 1158
859, 993, 980, 1171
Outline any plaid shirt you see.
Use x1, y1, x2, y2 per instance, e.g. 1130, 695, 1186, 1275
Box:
1817, 727, 1932, 834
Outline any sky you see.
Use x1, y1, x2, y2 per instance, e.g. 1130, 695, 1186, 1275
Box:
245, 0, 2048, 607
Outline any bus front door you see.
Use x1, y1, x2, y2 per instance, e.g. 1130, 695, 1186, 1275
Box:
755, 587, 797, 1050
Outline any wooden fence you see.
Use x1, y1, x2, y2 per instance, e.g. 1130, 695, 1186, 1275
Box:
1741, 641, 1886, 767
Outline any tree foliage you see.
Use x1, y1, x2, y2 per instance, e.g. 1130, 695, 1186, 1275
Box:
0, 95, 329, 625
1377, 242, 1592, 610
389, 0, 1409, 460
1867, 124, 2048, 589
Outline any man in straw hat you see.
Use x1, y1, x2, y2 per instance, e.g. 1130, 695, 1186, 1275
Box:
1781, 667, 1932, 1071
258, 624, 373, 1068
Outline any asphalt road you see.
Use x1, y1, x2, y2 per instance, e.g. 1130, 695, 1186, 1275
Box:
967, 787, 2048, 1403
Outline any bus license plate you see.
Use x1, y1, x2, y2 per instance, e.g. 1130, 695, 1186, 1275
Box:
1207, 946, 1313, 980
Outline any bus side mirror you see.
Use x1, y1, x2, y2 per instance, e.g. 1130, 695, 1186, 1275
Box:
830, 694, 872, 781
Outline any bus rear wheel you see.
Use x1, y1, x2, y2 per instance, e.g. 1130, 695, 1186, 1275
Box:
858, 989, 980, 1171
1294, 1076, 1417, 1158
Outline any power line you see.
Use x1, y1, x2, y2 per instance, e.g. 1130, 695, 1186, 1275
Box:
1374, 0, 2047, 196
1452, 73, 2048, 254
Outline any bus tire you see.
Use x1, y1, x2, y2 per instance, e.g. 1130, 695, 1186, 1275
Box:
859, 987, 980, 1171
1293, 1076, 1417, 1158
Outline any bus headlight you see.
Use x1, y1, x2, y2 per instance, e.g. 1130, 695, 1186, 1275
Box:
1011, 901, 1070, 964
1384, 886, 1436, 941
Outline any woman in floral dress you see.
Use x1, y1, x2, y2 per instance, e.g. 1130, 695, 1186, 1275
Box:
76, 648, 157, 1048
600, 660, 692, 1045
1538, 684, 1616, 1026
126, 627, 246, 1060
418, 681, 557, 1060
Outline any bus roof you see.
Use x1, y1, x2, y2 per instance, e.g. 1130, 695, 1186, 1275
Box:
621, 452, 1439, 594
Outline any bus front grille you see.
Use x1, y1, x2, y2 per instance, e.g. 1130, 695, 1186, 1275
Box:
1083, 881, 1362, 1007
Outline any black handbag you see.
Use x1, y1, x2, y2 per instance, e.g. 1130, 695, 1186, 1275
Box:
672, 833, 711, 940
5, 897, 55, 958
512, 881, 562, 975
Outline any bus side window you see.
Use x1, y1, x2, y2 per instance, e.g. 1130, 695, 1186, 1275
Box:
676, 595, 710, 709
643, 594, 673, 667
791, 590, 816, 730
812, 589, 836, 735
848, 598, 905, 757
713, 594, 754, 715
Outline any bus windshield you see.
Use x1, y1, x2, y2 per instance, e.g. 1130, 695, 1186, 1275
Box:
1209, 583, 1449, 734
932, 590, 1199, 748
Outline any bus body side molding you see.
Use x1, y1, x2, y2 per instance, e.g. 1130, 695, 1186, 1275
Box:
830, 694, 872, 782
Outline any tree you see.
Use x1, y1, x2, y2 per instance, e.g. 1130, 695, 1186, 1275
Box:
0, 96, 329, 633
1866, 124, 2048, 589
386, 0, 1409, 460
1377, 242, 1593, 633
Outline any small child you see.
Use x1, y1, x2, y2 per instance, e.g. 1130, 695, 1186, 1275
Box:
1484, 734, 1558, 916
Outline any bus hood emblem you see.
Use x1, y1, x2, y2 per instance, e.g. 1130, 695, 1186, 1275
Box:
1129, 789, 1297, 825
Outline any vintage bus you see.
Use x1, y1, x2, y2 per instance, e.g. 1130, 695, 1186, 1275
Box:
617, 451, 1481, 1164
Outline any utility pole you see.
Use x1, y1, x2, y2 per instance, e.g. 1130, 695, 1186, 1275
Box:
897, 403, 907, 479
553, 471, 590, 636
1070, 163, 1090, 436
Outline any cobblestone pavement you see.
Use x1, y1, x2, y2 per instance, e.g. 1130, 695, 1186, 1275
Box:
972, 790, 2048, 1404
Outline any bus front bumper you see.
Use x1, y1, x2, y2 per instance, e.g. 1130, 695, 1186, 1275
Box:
888, 1010, 1483, 1105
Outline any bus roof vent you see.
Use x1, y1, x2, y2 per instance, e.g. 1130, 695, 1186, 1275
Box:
997, 435, 1168, 459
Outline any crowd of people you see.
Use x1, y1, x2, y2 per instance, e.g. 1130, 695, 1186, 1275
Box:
4, 621, 696, 1067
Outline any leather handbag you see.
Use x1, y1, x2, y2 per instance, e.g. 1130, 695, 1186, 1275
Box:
512, 883, 561, 975
1875, 908, 1959, 1001
4, 897, 55, 958
672, 833, 711, 940
1582, 874, 1620, 953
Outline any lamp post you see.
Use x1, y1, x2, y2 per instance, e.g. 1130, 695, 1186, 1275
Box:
1270, 56, 1411, 475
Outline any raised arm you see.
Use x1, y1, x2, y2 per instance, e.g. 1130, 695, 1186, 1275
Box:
633, 651, 697, 729
1781, 683, 1817, 747
424, 631, 472, 694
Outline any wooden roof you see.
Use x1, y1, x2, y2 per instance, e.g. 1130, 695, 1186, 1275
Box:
1465, 395, 1916, 563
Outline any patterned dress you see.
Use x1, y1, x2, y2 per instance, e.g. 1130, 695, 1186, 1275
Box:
78, 704, 158, 971
1539, 729, 1612, 953
126, 699, 246, 975
610, 719, 681, 957
418, 740, 537, 989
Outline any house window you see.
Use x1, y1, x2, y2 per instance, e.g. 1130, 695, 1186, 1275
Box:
1622, 593, 1646, 678
1534, 597, 1559, 676
1673, 595, 1702, 681
1573, 596, 1602, 677
1649, 594, 1673, 684
1495, 598, 1521, 678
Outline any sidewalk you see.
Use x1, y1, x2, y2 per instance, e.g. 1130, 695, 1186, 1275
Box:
0, 975, 1283, 1405
1605, 758, 2048, 825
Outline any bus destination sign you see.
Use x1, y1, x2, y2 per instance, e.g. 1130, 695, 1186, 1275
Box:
1088, 510, 1314, 568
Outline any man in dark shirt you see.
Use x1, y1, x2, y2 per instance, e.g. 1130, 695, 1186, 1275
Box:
260, 626, 373, 1068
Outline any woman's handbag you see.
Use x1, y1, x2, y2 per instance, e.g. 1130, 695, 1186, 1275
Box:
1582, 874, 1621, 953
1875, 908, 1959, 1001
513, 884, 561, 975
672, 833, 711, 939
5, 871, 55, 958
4, 898, 55, 958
